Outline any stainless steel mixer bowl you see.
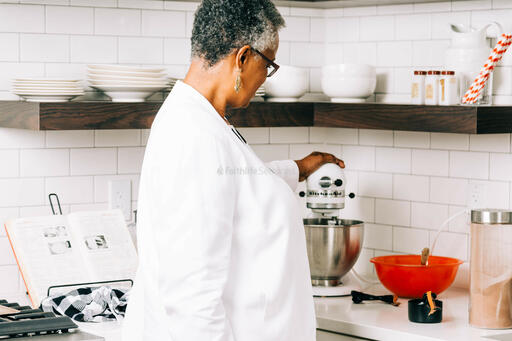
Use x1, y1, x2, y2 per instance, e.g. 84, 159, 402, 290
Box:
303, 218, 364, 287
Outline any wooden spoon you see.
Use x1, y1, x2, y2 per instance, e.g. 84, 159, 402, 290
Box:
421, 247, 430, 266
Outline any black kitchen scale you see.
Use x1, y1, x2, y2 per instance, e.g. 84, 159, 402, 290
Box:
0, 299, 78, 339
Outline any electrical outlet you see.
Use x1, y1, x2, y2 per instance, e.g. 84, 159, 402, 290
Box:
467, 182, 487, 209
108, 180, 131, 221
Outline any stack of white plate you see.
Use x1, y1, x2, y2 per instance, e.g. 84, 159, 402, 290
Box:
255, 84, 265, 97
12, 78, 84, 102
87, 65, 169, 102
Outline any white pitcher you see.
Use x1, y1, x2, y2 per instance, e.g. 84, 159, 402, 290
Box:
445, 22, 502, 103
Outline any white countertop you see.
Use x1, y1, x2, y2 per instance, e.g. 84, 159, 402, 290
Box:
314, 286, 512, 341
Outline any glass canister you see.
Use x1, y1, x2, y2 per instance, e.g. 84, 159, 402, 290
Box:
470, 209, 512, 329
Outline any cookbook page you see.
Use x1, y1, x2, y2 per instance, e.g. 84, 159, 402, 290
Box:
67, 210, 138, 284
4, 214, 90, 307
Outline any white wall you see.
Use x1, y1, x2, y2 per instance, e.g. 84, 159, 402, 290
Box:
1, 0, 512, 300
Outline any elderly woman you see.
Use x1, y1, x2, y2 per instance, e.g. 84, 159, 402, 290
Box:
122, 0, 345, 340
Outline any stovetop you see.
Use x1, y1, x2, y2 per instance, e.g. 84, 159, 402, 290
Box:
0, 299, 78, 339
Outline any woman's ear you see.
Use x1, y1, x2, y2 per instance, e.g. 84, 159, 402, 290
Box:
235, 45, 251, 69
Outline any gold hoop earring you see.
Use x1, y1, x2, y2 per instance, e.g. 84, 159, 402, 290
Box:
234, 71, 242, 93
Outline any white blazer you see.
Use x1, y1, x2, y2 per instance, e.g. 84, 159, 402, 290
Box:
122, 81, 316, 341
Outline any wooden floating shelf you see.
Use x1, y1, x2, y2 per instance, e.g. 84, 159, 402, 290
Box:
1, 100, 511, 134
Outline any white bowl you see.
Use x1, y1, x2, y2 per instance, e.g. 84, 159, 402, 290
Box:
321, 64, 376, 102
264, 65, 308, 101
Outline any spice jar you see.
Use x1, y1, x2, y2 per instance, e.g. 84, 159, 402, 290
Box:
470, 209, 512, 329
425, 71, 440, 105
411, 71, 427, 105
439, 71, 458, 105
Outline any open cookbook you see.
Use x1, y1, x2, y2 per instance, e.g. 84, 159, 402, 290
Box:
4, 210, 138, 308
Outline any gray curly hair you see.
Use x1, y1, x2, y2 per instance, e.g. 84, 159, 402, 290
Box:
191, 0, 285, 67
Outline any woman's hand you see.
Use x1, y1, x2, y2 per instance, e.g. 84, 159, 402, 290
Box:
294, 151, 345, 182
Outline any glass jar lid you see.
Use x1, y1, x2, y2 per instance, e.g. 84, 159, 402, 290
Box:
471, 209, 512, 224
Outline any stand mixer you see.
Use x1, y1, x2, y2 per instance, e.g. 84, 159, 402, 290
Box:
300, 163, 364, 296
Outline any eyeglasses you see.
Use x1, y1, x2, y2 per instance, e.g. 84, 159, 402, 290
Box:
251, 47, 280, 77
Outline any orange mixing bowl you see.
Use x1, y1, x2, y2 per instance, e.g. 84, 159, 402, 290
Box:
370, 255, 463, 298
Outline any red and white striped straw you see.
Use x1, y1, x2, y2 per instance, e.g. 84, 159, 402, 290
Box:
462, 33, 512, 104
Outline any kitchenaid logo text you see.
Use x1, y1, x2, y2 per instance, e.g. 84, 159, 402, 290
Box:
216, 166, 295, 176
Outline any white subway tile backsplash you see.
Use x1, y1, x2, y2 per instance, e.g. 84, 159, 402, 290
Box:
469, 180, 510, 209
185, 11, 194, 39
470, 134, 510, 152
360, 16, 395, 42
95, 8, 141, 36
377, 4, 413, 14
394, 68, 413, 94
46, 131, 94, 148
353, 248, 375, 277
70, 36, 117, 64
164, 38, 191, 65
395, 14, 431, 40
411, 202, 449, 230
310, 18, 325, 42
375, 147, 411, 173
342, 145, 375, 171
429, 231, 468, 261
46, 6, 93, 34
0, 4, 44, 33
289, 7, 325, 17
269, 127, 309, 144
237, 128, 269, 144
339, 197, 375, 222
450, 151, 489, 179
20, 34, 69, 63
0, 150, 18, 178
431, 133, 469, 150
490, 153, 512, 181
344, 170, 358, 195
393, 174, 429, 201
363, 223, 393, 250
412, 40, 451, 67
0, 238, 16, 265
290, 42, 325, 67
358, 171, 393, 198
95, 130, 141, 147
309, 127, 358, 144
412, 149, 449, 176
0, 128, 45, 149
45, 176, 94, 205
337, 17, 359, 42
448, 205, 470, 233
0, 178, 45, 207
20, 149, 69, 177
393, 226, 428, 253
375, 68, 394, 93
493, 67, 512, 95
375, 199, 410, 226
343, 42, 377, 66
0, 266, 19, 293
431, 11, 471, 39
493, 0, 512, 8
251, 144, 289, 163
344, 6, 377, 17
163, 1, 199, 11
0, 34, 19, 62
142, 10, 186, 37
94, 174, 139, 203
394, 131, 430, 148
281, 16, 310, 42
359, 129, 393, 146
289, 144, 341, 160
71, 0, 116, 6
71, 148, 117, 175
118, 147, 145, 174
413, 2, 452, 12
119, 0, 164, 9
119, 37, 163, 64
377, 42, 412, 67
0, 207, 19, 236
430, 177, 468, 205
452, 0, 492, 11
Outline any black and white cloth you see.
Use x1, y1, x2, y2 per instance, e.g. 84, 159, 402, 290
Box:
40, 286, 129, 322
